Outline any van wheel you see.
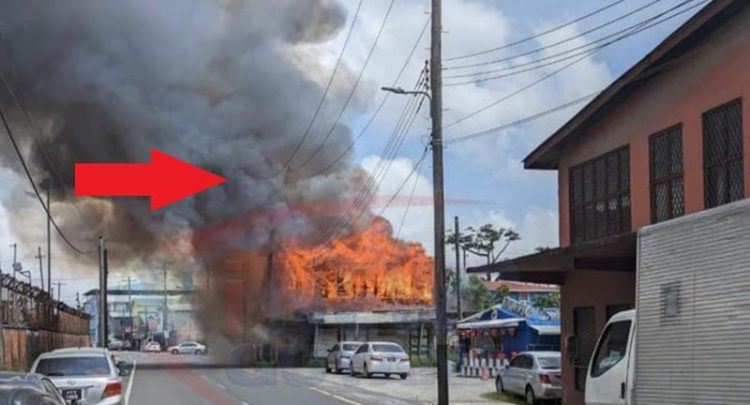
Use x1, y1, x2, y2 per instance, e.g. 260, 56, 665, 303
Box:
496, 376, 505, 393
325, 364, 331, 373
171, 349, 179, 355
399, 373, 408, 380
364, 364, 372, 378
194, 349, 202, 355
350, 366, 356, 377
525, 385, 536, 405
334, 361, 341, 374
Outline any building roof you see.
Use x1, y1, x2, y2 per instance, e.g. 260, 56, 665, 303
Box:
528, 324, 561, 336
308, 309, 435, 325
456, 318, 525, 330
481, 280, 559, 293
524, 0, 744, 169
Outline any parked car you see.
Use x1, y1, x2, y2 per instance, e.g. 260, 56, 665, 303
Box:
350, 342, 410, 380
143, 341, 162, 352
30, 347, 130, 405
0, 372, 67, 404
167, 341, 206, 355
495, 351, 561, 404
107, 339, 123, 351
121, 340, 132, 351
325, 341, 361, 374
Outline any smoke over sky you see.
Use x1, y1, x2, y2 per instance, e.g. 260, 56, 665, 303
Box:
0, 0, 373, 267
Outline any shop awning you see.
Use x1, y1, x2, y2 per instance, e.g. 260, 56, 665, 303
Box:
529, 324, 560, 335
456, 317, 525, 330
467, 232, 637, 284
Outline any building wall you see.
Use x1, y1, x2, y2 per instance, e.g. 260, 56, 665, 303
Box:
557, 7, 750, 247
560, 270, 635, 405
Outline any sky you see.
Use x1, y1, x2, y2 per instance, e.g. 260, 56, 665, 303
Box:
0, 0, 705, 304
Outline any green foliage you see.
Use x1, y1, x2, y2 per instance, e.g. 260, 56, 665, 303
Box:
410, 355, 437, 367
447, 223, 520, 264
306, 358, 326, 368
532, 292, 561, 311
466, 276, 493, 310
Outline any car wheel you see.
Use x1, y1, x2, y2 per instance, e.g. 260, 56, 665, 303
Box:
525, 385, 536, 405
195, 349, 202, 355
400, 373, 408, 380
325, 363, 331, 373
171, 349, 179, 355
496, 376, 505, 394
350, 366, 356, 377
334, 361, 341, 374
364, 364, 372, 378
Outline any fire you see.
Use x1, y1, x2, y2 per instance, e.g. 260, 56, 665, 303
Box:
278, 217, 434, 309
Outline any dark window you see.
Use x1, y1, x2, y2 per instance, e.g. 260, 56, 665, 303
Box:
590, 320, 631, 378
509, 356, 524, 368
342, 343, 359, 351
355, 344, 369, 354
573, 307, 596, 392
372, 344, 404, 353
537, 356, 561, 370
330, 344, 340, 352
703, 99, 744, 208
661, 283, 681, 319
35, 356, 111, 377
650, 125, 684, 222
569, 147, 630, 244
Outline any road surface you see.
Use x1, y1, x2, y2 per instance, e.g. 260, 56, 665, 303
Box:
116, 352, 504, 405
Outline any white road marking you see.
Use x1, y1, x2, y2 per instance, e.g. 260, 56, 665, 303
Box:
217, 383, 227, 390
124, 360, 137, 405
240, 402, 251, 405
307, 386, 363, 405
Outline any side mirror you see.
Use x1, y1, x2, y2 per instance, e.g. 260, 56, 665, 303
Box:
117, 361, 132, 376
566, 335, 579, 365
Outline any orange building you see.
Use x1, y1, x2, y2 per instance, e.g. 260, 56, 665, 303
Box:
468, 1, 750, 403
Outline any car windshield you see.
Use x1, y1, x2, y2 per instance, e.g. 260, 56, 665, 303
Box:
372, 344, 403, 353
342, 344, 359, 351
537, 356, 561, 370
35, 356, 110, 377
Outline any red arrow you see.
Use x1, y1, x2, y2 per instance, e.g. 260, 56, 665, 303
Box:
75, 149, 226, 210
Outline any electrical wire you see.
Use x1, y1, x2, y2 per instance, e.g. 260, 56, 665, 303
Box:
444, 0, 626, 61
395, 155, 425, 239
444, 0, 707, 87
290, 0, 396, 172
0, 104, 90, 255
0, 69, 94, 227
444, 0, 669, 70
315, 17, 431, 176
260, 0, 364, 179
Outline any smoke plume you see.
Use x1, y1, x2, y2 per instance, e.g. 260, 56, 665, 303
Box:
0, 0, 373, 266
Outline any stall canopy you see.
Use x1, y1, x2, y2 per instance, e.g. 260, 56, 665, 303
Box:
456, 318, 524, 330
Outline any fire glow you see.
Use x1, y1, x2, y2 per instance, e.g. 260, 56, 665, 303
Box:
278, 218, 434, 308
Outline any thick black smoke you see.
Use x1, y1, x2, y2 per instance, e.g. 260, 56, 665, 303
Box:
0, 0, 373, 265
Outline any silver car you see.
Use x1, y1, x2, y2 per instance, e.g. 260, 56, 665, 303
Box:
31, 347, 130, 405
325, 341, 361, 373
167, 341, 206, 355
495, 351, 561, 404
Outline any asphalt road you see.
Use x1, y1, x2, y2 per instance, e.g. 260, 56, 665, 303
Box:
117, 352, 501, 405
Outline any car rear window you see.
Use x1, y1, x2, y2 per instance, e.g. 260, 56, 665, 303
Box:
35, 356, 111, 377
372, 344, 403, 353
538, 356, 561, 370
342, 344, 359, 351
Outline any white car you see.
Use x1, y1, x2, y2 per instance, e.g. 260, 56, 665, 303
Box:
143, 341, 162, 352
350, 342, 410, 380
168, 341, 206, 355
30, 347, 129, 405
496, 351, 561, 404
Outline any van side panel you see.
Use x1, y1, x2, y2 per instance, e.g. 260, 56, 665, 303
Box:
635, 200, 750, 404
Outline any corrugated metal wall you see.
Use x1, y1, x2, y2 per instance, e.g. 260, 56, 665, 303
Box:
636, 200, 750, 404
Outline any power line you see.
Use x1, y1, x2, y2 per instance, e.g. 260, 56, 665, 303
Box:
444, 0, 667, 70
443, 0, 707, 87
444, 0, 626, 61
0, 104, 90, 255
315, 17, 431, 176
290, 0, 396, 172
395, 155, 425, 239
261, 0, 364, 179
444, 92, 599, 144
444, 5, 743, 146
377, 147, 428, 217
0, 69, 94, 227
322, 73, 428, 242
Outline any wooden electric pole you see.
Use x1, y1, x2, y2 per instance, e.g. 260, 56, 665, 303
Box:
430, 0, 448, 403
35, 246, 44, 291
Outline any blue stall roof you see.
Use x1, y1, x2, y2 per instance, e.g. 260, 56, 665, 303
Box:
528, 324, 560, 336
456, 318, 525, 330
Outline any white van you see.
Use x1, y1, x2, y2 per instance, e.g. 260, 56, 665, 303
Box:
586, 200, 750, 405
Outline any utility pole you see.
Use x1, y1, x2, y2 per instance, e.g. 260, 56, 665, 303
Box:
56, 281, 65, 302
35, 246, 45, 291
380, 3, 446, 400
98, 236, 107, 348
454, 216, 462, 320
41, 178, 51, 296
163, 264, 168, 342
76, 292, 81, 310
430, 0, 448, 403
127, 276, 132, 341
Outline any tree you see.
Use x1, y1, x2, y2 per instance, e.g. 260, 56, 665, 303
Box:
458, 224, 520, 265
466, 276, 493, 310
532, 292, 560, 311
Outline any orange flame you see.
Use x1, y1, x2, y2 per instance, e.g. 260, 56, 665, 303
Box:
277, 217, 434, 309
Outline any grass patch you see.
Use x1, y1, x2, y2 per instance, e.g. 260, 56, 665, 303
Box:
479, 391, 525, 404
